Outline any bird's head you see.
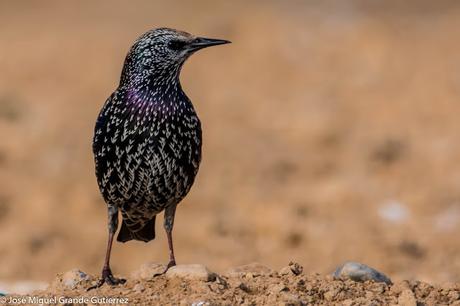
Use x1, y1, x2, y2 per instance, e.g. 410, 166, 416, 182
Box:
120, 28, 230, 89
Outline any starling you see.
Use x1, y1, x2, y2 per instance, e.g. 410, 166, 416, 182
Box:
91, 28, 230, 288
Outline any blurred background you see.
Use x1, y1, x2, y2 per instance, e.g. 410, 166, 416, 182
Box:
1, 0, 460, 286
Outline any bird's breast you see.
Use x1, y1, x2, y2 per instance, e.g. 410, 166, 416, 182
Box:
93, 96, 202, 207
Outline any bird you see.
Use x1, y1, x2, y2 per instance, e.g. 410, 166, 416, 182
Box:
91, 27, 230, 288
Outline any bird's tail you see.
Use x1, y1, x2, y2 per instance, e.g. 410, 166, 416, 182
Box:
117, 216, 156, 243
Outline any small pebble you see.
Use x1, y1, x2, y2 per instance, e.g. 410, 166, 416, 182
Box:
280, 262, 303, 276
333, 262, 392, 285
61, 269, 90, 289
131, 262, 166, 280
289, 262, 303, 275
215, 275, 229, 289
279, 266, 292, 276
378, 200, 409, 223
238, 282, 251, 293
166, 264, 216, 282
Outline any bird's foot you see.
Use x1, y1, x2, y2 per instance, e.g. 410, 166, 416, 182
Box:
153, 260, 176, 277
87, 268, 126, 291
167, 259, 176, 269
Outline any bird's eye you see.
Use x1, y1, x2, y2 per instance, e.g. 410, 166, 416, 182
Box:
168, 40, 186, 51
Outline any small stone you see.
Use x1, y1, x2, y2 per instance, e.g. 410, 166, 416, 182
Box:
245, 272, 254, 279
165, 264, 216, 282
279, 266, 292, 276
133, 283, 145, 293
131, 262, 167, 280
333, 262, 392, 285
289, 262, 303, 276
226, 263, 273, 278
398, 289, 417, 306
59, 269, 91, 289
279, 262, 303, 276
378, 200, 409, 223
215, 275, 229, 289
237, 282, 251, 293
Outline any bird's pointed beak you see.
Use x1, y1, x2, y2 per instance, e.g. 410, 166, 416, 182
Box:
188, 37, 231, 51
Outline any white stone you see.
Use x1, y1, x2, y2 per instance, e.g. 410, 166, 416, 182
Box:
165, 264, 216, 281
333, 261, 392, 285
378, 200, 409, 223
62, 269, 90, 289
131, 262, 167, 280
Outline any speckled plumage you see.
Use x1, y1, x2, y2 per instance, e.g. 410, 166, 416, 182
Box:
90, 28, 230, 288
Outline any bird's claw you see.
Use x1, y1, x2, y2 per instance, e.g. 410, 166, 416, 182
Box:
87, 269, 126, 291
167, 259, 176, 269
153, 260, 176, 277
105, 274, 126, 286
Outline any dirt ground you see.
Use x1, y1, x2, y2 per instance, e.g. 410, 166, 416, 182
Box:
1, 0, 460, 303
27, 262, 460, 305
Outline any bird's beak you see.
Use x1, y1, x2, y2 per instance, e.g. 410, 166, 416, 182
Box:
188, 37, 231, 52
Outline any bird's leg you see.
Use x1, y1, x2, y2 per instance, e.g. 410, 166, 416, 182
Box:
164, 204, 177, 269
154, 205, 177, 277
88, 206, 126, 290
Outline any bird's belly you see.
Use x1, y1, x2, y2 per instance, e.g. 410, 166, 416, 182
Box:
102, 130, 201, 213
143, 147, 197, 209
94, 101, 202, 213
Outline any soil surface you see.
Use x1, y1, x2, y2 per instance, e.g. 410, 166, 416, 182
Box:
25, 263, 460, 305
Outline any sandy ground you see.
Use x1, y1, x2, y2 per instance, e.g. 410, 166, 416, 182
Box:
1, 0, 460, 303
22, 262, 460, 305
